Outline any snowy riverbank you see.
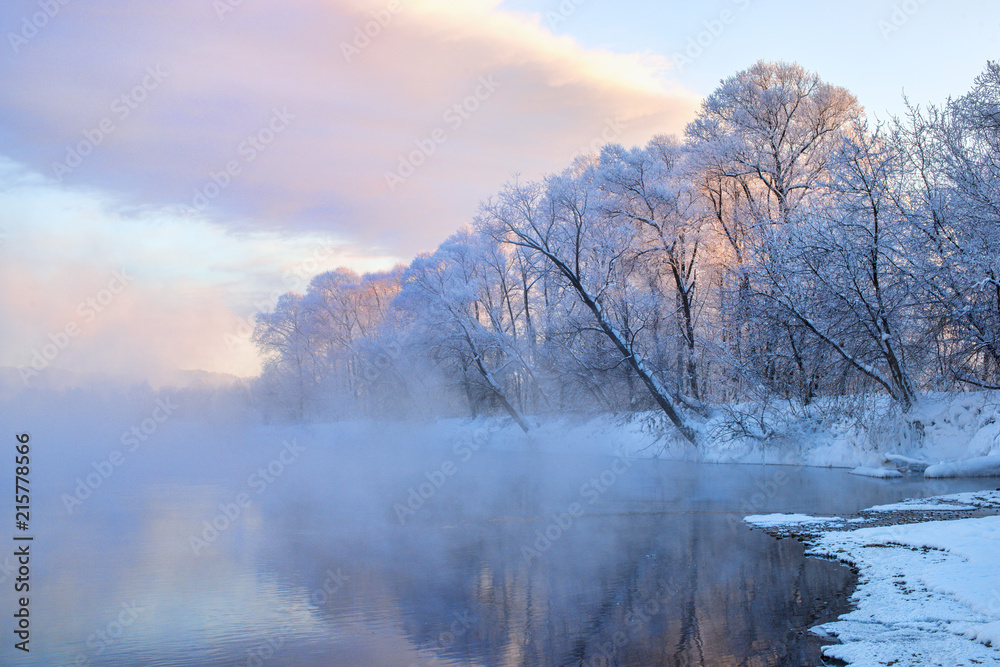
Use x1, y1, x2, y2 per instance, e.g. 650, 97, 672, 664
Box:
746, 490, 1000, 666
444, 391, 1000, 476
4, 373, 997, 475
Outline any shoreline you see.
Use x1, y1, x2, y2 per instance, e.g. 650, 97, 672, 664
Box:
746, 489, 1000, 666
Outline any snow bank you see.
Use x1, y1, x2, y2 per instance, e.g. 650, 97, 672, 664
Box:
434, 392, 1000, 478
849, 466, 903, 478
864, 501, 977, 512
541, 392, 1000, 476
860, 492, 992, 512
743, 513, 842, 528
925, 454, 1000, 478
865, 490, 1000, 513
967, 620, 1000, 648
812, 517, 1000, 665
745, 490, 1000, 666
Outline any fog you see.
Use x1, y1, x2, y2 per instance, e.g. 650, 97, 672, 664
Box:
2, 378, 995, 666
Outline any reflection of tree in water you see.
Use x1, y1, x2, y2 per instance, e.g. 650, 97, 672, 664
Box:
542, 513, 853, 666
261, 456, 857, 666
380, 489, 851, 664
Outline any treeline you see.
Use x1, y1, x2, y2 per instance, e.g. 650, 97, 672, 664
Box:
252, 61, 1000, 443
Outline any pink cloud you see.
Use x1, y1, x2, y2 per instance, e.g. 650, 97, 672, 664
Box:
0, 0, 699, 258
0, 0, 701, 380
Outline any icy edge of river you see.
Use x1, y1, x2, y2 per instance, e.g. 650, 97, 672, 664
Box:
745, 490, 1000, 667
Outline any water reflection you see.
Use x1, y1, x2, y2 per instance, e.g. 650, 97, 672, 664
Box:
3, 449, 994, 666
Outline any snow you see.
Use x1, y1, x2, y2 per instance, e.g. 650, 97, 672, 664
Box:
864, 501, 977, 512
925, 454, 1000, 478
860, 492, 995, 513
883, 453, 930, 472
478, 391, 1000, 478
967, 621, 1000, 647
932, 490, 1000, 508
864, 490, 1000, 513
744, 490, 1000, 665
813, 517, 1000, 665
743, 513, 842, 528
849, 466, 903, 478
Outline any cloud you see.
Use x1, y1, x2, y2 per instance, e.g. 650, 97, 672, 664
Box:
0, 0, 700, 381
0, 0, 699, 259
0, 162, 399, 380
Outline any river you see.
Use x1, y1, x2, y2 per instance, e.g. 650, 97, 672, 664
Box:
4, 436, 996, 666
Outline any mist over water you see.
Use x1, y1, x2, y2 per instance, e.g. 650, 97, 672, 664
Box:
1, 390, 997, 666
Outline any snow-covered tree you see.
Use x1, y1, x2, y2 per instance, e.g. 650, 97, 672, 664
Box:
301, 267, 404, 410
686, 60, 865, 405
756, 122, 922, 409
252, 293, 323, 420
247, 60, 1000, 440
895, 62, 1000, 389
396, 228, 537, 430
687, 60, 862, 228
478, 163, 701, 443
597, 136, 712, 404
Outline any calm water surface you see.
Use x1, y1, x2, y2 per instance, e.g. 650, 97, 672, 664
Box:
4, 435, 997, 667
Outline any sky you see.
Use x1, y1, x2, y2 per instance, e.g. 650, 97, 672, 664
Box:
0, 0, 997, 383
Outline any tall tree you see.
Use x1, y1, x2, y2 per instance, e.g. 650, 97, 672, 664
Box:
597, 136, 711, 404
252, 293, 322, 420
686, 60, 864, 405
478, 165, 700, 444
756, 122, 921, 408
397, 229, 534, 431
896, 62, 1000, 388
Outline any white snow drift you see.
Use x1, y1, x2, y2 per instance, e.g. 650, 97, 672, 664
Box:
746, 490, 1000, 666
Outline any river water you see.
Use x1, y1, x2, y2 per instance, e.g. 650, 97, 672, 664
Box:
3, 432, 996, 666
